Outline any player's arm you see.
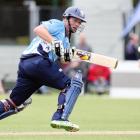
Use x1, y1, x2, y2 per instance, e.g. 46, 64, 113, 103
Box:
33, 25, 54, 44
34, 24, 73, 62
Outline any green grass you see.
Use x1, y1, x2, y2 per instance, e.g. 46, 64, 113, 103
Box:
1, 136, 140, 140
0, 93, 140, 140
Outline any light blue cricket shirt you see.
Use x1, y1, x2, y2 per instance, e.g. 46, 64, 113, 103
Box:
22, 19, 70, 61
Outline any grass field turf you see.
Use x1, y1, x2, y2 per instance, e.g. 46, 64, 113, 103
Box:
0, 93, 140, 140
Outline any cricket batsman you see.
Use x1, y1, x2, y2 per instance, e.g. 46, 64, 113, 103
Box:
0, 7, 86, 132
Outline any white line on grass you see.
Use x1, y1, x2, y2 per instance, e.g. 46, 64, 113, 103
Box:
0, 131, 140, 136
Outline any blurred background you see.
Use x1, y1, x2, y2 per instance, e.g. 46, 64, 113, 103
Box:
0, 0, 140, 99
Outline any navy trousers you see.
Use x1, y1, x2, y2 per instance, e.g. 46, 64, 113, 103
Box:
10, 55, 70, 106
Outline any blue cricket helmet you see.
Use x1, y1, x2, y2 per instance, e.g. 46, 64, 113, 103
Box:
63, 7, 86, 22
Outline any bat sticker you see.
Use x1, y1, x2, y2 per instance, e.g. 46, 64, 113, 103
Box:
76, 50, 91, 60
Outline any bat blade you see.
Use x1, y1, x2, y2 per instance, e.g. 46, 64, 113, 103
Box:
72, 49, 118, 69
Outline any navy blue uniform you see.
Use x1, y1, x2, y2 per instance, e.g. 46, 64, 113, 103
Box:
10, 19, 71, 106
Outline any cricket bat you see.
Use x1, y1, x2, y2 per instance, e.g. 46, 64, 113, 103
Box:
72, 49, 118, 69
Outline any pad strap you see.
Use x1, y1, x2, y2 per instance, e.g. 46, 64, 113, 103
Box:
8, 99, 17, 108
1, 99, 17, 112
1, 100, 11, 112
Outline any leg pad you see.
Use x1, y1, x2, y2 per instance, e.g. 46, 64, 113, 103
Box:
61, 71, 83, 120
0, 98, 32, 120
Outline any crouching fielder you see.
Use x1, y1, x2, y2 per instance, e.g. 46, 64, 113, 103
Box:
0, 6, 86, 132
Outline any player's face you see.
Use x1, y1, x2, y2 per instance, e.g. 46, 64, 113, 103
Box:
69, 17, 82, 33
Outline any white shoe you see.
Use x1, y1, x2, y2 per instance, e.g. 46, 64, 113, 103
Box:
50, 120, 79, 132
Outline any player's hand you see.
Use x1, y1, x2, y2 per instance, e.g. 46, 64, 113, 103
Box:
62, 47, 76, 62
62, 48, 72, 62
51, 40, 75, 62
51, 40, 64, 57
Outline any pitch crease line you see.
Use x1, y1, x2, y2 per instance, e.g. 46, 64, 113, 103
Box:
0, 131, 140, 136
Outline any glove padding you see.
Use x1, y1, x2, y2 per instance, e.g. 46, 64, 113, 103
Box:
51, 40, 75, 62
51, 40, 64, 57
63, 47, 76, 62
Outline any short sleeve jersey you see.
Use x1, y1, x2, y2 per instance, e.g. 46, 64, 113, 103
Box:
22, 19, 70, 61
